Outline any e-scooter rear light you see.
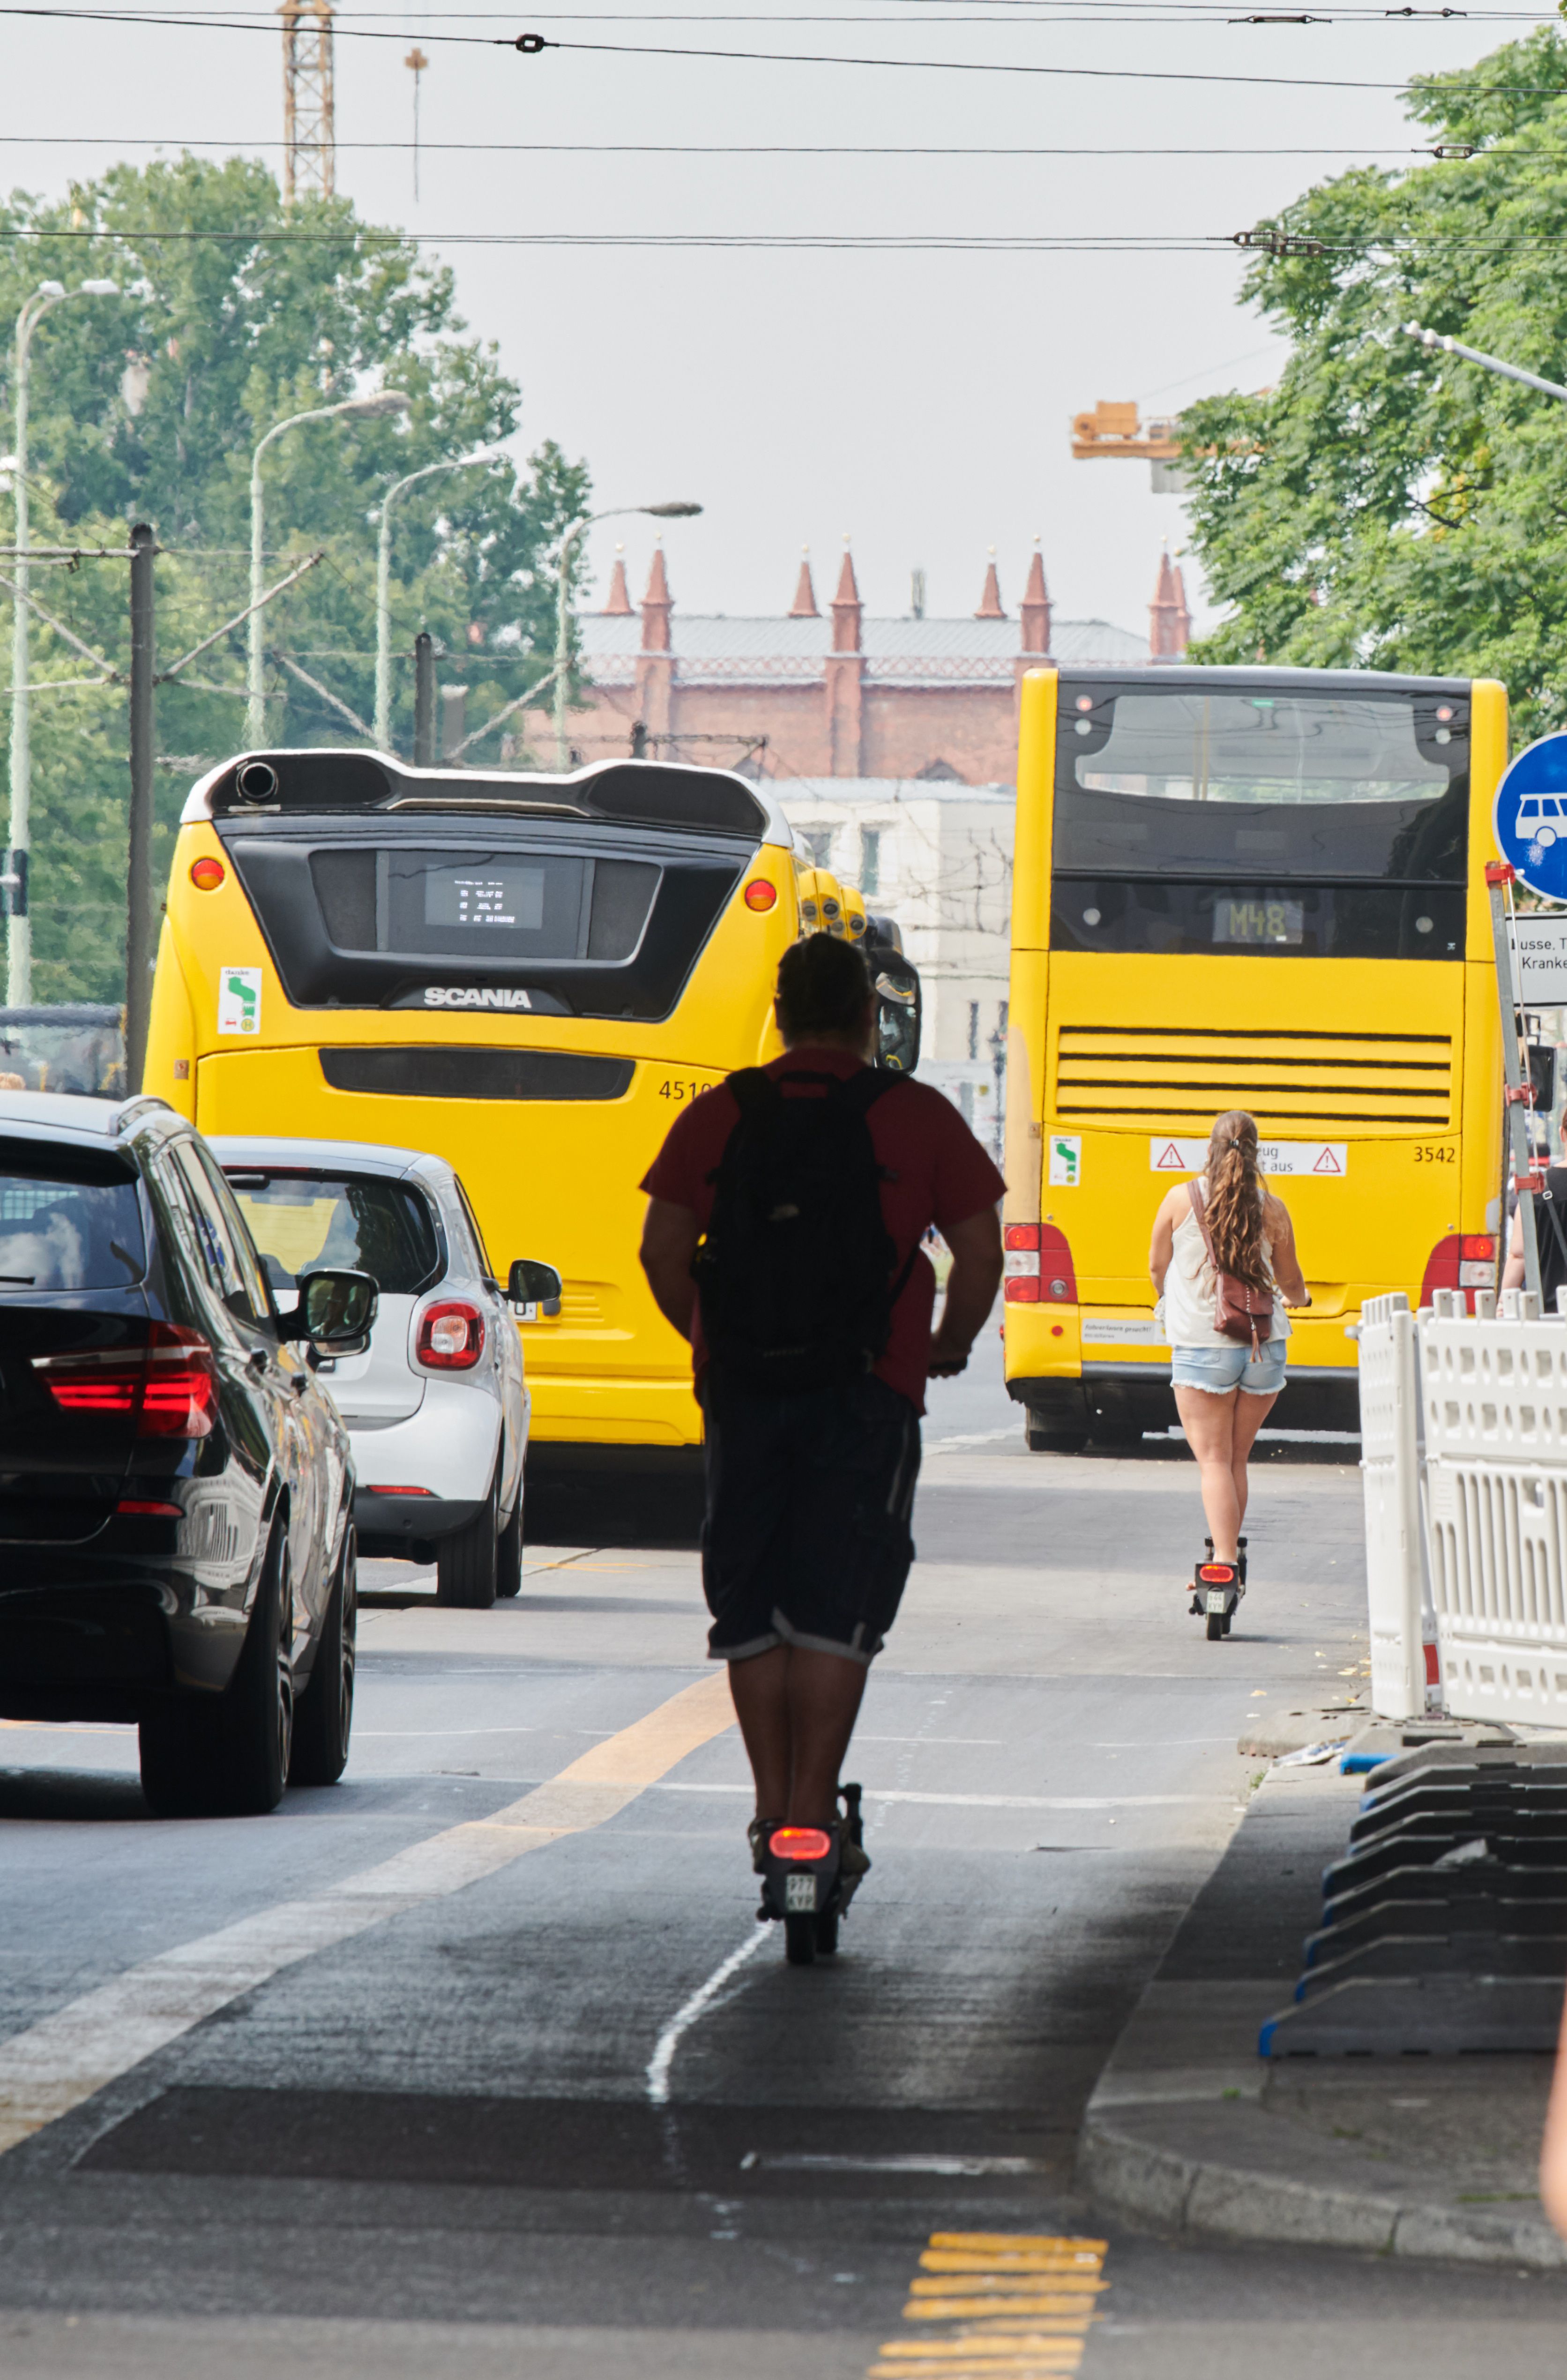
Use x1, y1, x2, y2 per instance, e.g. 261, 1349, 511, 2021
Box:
768, 1826, 833, 1861
1197, 1562, 1238, 1585
32, 1322, 216, 1437
1420, 1234, 1496, 1313
1003, 1222, 1076, 1305
415, 1300, 485, 1371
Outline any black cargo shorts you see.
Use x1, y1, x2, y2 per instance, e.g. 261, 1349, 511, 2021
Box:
699, 1372, 921, 1665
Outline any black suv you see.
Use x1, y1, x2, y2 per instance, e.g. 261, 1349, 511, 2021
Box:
0, 1090, 375, 1817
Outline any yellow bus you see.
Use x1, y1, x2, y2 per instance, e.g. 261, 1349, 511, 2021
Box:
143, 751, 805, 1459
1001, 665, 1507, 1448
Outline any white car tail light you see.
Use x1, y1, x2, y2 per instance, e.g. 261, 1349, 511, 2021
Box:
415, 1299, 485, 1372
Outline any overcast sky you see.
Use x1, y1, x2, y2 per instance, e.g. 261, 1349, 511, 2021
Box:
0, 2, 1528, 639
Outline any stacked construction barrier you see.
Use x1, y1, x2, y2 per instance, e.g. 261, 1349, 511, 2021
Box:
1359, 1290, 1567, 1723
1421, 1287, 1567, 1728
1358, 1292, 1432, 1722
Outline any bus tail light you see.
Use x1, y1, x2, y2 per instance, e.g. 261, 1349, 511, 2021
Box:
1004, 1223, 1076, 1305
415, 1300, 485, 1371
32, 1322, 217, 1437
1420, 1235, 1497, 1312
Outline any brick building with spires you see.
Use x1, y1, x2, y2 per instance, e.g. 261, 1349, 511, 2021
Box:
516, 544, 1193, 787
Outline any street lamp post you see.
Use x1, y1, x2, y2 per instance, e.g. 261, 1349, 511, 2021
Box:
247, 388, 411, 748
553, 501, 702, 771
1401, 321, 1567, 405
6, 275, 119, 1007
375, 450, 494, 753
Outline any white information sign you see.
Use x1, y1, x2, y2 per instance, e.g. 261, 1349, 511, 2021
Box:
216, 966, 262, 1036
1082, 1318, 1165, 1343
1149, 1136, 1347, 1178
1048, 1133, 1082, 1187
1507, 918, 1567, 1005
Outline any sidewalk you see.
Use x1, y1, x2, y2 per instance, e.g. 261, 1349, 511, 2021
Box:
1078, 1742, 1567, 2267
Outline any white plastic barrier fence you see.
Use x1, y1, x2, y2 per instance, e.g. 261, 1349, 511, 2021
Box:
1418, 1290, 1567, 1727
1357, 1292, 1432, 1721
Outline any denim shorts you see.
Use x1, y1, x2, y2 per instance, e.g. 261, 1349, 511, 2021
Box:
1170, 1337, 1287, 1397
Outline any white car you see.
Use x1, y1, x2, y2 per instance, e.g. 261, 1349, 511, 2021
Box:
210, 1137, 560, 1610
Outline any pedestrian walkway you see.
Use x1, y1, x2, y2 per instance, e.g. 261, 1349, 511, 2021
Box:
1079, 1750, 1567, 2267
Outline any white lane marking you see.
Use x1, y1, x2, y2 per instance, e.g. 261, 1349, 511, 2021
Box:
0, 1671, 736, 2160
646, 1928, 769, 2108
740, 2151, 1042, 2176
924, 1428, 1017, 1452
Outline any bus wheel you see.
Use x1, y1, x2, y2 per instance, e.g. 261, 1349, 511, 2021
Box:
1025, 1413, 1087, 1454
437, 1474, 499, 1609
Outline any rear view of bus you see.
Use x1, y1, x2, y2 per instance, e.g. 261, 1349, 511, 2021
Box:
143, 751, 798, 1455
1003, 667, 1507, 1447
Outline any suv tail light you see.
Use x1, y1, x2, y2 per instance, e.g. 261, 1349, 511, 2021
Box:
1003, 1222, 1077, 1305
32, 1321, 217, 1438
415, 1299, 485, 1371
1421, 1233, 1498, 1313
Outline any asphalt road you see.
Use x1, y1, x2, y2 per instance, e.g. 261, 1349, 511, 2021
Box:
2, 1328, 1564, 2379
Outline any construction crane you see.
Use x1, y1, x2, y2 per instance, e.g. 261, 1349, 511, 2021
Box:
281, 0, 336, 206
1071, 401, 1186, 492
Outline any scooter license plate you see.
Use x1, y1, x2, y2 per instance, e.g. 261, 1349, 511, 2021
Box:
784, 1873, 818, 1913
1205, 1590, 1230, 1614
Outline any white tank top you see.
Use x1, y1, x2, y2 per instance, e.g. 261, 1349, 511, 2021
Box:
1161, 1178, 1291, 1349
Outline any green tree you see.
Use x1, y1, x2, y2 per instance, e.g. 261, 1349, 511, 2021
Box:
0, 155, 590, 1002
1180, 30, 1567, 737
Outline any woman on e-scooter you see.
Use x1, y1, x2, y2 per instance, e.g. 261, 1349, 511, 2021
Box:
1149, 1110, 1310, 1637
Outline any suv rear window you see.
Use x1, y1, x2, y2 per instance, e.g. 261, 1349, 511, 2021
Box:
224, 1171, 440, 1296
0, 1141, 146, 1290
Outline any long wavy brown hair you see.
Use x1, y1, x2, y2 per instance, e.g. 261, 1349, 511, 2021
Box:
1203, 1110, 1271, 1290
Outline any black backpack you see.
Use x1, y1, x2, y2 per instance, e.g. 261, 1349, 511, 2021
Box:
693, 1066, 917, 1396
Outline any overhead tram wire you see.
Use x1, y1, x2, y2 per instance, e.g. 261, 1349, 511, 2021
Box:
8, 225, 1567, 249
2, 135, 1558, 154
7, 1, 1567, 90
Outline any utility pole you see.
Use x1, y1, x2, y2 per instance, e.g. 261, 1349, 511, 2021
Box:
553, 500, 703, 770
282, 0, 336, 205
405, 45, 428, 201
414, 632, 435, 765
125, 522, 157, 1091
374, 450, 492, 750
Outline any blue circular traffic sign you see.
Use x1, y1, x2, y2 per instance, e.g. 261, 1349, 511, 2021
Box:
1494, 732, 1567, 899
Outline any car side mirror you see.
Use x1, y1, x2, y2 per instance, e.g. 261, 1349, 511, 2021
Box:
508, 1258, 563, 1317
873, 958, 922, 1075
279, 1267, 379, 1353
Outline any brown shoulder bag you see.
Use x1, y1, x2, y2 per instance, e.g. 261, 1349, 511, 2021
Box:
1187, 1181, 1272, 1356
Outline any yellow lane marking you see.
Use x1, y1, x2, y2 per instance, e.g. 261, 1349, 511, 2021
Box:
872, 2233, 1108, 2380
0, 1668, 735, 2159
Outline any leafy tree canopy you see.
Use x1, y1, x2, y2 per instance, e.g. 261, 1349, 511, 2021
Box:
1181, 30, 1567, 737
0, 156, 589, 1001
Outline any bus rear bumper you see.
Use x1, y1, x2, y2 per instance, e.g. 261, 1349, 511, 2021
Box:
1007, 1363, 1362, 1438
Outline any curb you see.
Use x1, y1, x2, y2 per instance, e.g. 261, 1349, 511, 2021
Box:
1079, 2095, 1567, 2268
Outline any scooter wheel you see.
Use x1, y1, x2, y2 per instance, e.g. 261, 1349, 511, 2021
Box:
784, 1914, 818, 1966
1206, 1612, 1225, 1641
1221, 1610, 1233, 1636
815, 1912, 840, 1957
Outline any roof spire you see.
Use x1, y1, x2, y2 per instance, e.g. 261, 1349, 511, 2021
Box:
1149, 538, 1187, 658
790, 543, 819, 618
830, 535, 862, 655
1019, 535, 1051, 657
602, 540, 632, 616
975, 543, 1006, 620
641, 536, 672, 654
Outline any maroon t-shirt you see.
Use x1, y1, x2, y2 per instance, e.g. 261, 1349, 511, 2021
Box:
641, 1046, 1006, 1414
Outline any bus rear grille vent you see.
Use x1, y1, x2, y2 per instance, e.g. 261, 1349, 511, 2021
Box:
1054, 1026, 1453, 1130
319, 1049, 635, 1103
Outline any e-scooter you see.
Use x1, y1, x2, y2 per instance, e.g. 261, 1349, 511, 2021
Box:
1190, 1537, 1247, 1641
758, 1783, 867, 1965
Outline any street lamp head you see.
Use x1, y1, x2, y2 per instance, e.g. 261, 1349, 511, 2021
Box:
642, 501, 703, 519
34, 281, 66, 300
78, 279, 119, 297
348, 391, 413, 420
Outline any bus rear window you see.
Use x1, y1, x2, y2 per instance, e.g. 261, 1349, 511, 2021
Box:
1056, 687, 1468, 883
224, 1172, 440, 1297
